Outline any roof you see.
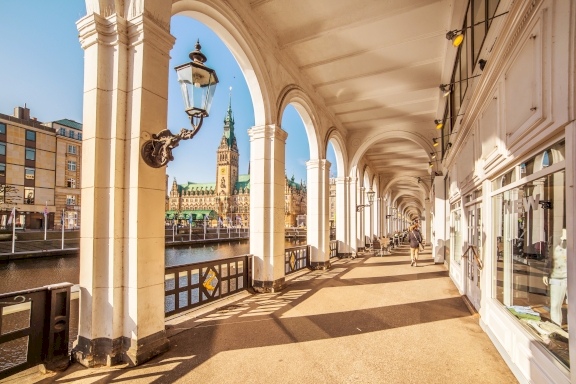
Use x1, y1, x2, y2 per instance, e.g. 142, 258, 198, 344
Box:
235, 174, 250, 191
53, 119, 82, 131
179, 182, 217, 194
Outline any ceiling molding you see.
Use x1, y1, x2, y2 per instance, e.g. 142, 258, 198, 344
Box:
326, 84, 439, 107
334, 97, 437, 117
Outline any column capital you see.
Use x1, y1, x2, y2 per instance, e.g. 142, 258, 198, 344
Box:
248, 125, 288, 142
77, 13, 128, 50
335, 176, 347, 184
305, 158, 331, 170
127, 14, 175, 53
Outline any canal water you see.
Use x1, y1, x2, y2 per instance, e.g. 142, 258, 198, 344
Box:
0, 239, 304, 294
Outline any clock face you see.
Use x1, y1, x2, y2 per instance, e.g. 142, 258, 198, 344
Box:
220, 167, 226, 174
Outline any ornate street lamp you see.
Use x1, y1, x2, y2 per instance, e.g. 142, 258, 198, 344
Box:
141, 40, 219, 168
356, 188, 376, 212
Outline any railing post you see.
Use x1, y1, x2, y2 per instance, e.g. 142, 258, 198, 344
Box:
42, 283, 72, 372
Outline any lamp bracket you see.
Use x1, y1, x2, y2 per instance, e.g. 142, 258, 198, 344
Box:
141, 113, 205, 168
356, 203, 372, 212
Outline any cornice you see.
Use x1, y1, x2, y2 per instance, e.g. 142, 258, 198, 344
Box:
444, 0, 544, 169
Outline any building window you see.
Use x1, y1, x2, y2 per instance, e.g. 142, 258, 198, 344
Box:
25, 148, 35, 161
68, 145, 77, 154
68, 130, 75, 139
26, 130, 36, 141
66, 195, 76, 205
24, 187, 34, 204
0, 123, 5, 134
77, 133, 82, 140
0, 164, 5, 177
59, 128, 66, 136
0, 143, 5, 156
67, 178, 76, 188
67, 161, 76, 171
25, 168, 35, 180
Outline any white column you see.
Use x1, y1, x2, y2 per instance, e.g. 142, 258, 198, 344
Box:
249, 125, 287, 292
306, 159, 331, 269
433, 177, 447, 263
335, 176, 348, 255
359, 186, 365, 249
74, 13, 173, 367
424, 200, 432, 245
348, 177, 358, 255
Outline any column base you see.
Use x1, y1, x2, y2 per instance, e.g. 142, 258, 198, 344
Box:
253, 278, 286, 293
72, 330, 169, 368
310, 260, 331, 270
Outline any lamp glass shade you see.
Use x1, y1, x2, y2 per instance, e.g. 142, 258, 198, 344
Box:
453, 33, 464, 47
436, 122, 443, 129
433, 141, 439, 147
366, 189, 375, 204
175, 61, 219, 117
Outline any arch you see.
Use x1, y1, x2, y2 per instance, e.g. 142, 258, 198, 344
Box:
349, 131, 436, 178
382, 176, 430, 197
276, 85, 322, 160
172, 0, 272, 126
325, 127, 348, 177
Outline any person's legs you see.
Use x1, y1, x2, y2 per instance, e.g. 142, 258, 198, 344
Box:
413, 247, 419, 266
410, 248, 416, 266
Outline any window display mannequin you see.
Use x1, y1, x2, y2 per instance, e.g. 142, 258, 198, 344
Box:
543, 229, 567, 326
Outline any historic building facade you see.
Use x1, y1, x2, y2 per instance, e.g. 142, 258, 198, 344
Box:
0, 106, 82, 230
167, 101, 306, 227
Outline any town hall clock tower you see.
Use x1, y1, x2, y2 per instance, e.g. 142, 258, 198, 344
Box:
216, 96, 239, 200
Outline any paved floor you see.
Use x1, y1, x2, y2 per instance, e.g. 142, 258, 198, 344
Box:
18, 245, 517, 384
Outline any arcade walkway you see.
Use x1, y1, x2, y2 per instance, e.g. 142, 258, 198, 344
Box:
29, 246, 515, 383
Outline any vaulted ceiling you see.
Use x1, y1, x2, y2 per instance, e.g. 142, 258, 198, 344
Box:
248, 0, 452, 209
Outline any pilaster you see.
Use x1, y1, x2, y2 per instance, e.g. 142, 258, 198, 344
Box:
335, 176, 349, 255
433, 177, 446, 264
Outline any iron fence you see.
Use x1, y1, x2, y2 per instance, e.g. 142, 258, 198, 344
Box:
285, 245, 310, 275
329, 240, 338, 258
0, 283, 72, 380
164, 255, 252, 317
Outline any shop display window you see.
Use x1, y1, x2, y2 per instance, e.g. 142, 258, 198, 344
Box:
493, 165, 568, 367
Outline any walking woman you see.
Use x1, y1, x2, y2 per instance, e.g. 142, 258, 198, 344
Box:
408, 223, 423, 266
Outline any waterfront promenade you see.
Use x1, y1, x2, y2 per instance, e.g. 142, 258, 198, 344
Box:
20, 245, 516, 384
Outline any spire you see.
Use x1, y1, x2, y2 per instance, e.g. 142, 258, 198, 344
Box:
222, 86, 235, 147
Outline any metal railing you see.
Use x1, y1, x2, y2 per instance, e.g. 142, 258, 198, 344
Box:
285, 245, 309, 275
0, 283, 72, 380
166, 227, 249, 243
164, 255, 252, 317
329, 240, 338, 258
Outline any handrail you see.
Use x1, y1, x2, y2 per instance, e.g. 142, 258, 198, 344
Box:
462, 245, 483, 270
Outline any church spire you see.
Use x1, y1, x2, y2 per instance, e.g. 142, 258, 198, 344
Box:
222, 87, 235, 147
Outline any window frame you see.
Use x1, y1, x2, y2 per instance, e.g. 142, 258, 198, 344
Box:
67, 160, 77, 171
25, 130, 36, 142
25, 148, 36, 161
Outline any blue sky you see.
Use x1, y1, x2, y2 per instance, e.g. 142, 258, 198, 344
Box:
0, 2, 337, 184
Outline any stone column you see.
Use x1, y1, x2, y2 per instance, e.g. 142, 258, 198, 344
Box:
424, 200, 432, 245
359, 186, 365, 250
74, 13, 173, 367
249, 125, 287, 292
348, 177, 358, 255
335, 176, 348, 255
307, 159, 331, 269
433, 177, 446, 263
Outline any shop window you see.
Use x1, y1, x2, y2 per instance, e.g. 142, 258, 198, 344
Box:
520, 141, 565, 178
492, 168, 516, 190
450, 201, 463, 264
0, 123, 5, 134
0, 143, 5, 156
24, 187, 34, 204
25, 130, 36, 141
67, 161, 76, 171
0, 164, 5, 177
66, 195, 76, 205
493, 168, 568, 368
25, 168, 35, 180
68, 145, 77, 154
25, 148, 35, 161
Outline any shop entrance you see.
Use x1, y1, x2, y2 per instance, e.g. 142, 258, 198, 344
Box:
465, 202, 482, 310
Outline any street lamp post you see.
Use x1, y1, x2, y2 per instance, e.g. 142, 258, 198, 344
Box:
141, 40, 219, 168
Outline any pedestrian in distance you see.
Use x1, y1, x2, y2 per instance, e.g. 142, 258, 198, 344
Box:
408, 223, 423, 267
